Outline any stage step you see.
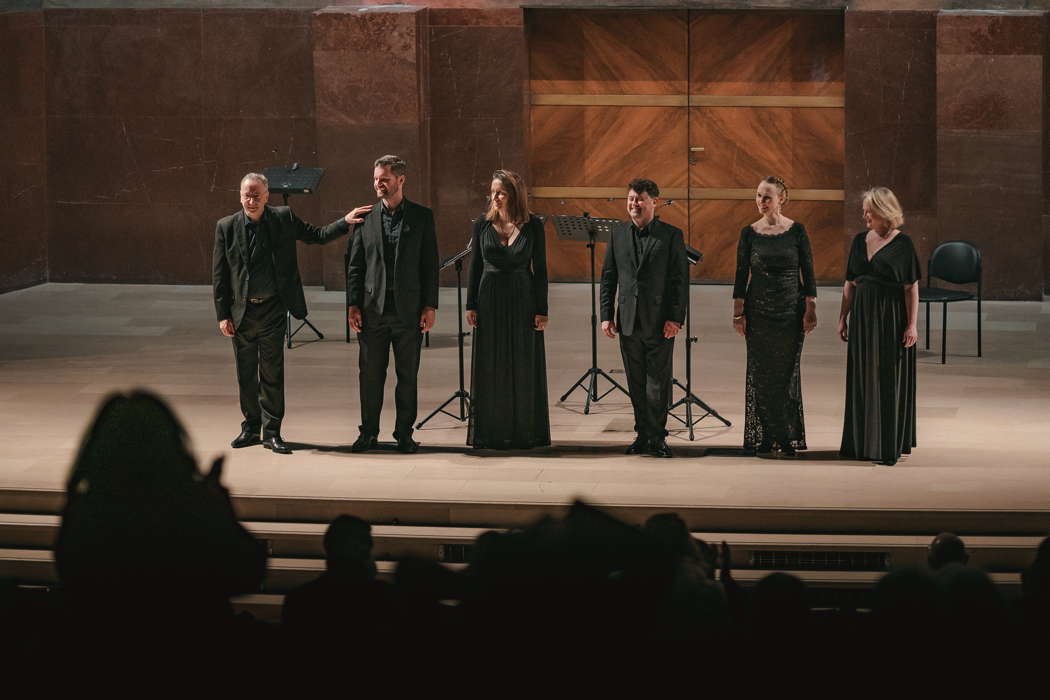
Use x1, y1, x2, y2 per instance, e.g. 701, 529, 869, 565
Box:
4, 487, 1049, 535
1, 513, 1042, 572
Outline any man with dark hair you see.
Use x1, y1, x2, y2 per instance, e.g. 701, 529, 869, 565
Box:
347, 155, 440, 453
282, 515, 395, 651
213, 173, 369, 454
928, 532, 968, 569
600, 178, 687, 457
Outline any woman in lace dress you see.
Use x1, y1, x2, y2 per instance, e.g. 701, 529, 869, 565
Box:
732, 176, 817, 456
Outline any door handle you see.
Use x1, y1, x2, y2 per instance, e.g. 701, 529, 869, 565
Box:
689, 147, 705, 152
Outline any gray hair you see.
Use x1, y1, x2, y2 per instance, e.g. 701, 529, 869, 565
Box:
373, 155, 407, 176
240, 172, 269, 190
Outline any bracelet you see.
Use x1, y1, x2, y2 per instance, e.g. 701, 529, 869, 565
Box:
733, 314, 744, 320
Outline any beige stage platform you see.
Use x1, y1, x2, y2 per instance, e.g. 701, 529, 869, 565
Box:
1, 282, 1048, 534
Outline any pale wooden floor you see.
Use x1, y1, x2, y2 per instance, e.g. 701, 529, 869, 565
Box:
1, 282, 1048, 514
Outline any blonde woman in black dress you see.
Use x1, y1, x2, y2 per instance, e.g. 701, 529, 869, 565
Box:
839, 187, 919, 466
465, 170, 550, 449
732, 176, 817, 457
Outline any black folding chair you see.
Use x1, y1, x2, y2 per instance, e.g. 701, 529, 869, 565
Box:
918, 240, 981, 364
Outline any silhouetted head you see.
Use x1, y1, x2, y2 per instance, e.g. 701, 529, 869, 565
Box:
935, 564, 1008, 636
928, 532, 969, 570
751, 572, 809, 626
872, 567, 942, 630
56, 390, 265, 599
324, 515, 373, 566
644, 513, 701, 563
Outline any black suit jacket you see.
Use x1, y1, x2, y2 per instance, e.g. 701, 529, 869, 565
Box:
213, 205, 350, 326
599, 217, 688, 338
346, 198, 440, 325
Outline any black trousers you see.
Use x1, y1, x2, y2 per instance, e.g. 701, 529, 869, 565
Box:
232, 297, 286, 437
618, 327, 674, 440
357, 299, 423, 441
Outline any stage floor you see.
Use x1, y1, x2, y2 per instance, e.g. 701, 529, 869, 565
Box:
1, 282, 1048, 519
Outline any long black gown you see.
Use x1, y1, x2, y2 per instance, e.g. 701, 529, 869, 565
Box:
465, 214, 551, 449
733, 222, 817, 451
840, 231, 919, 463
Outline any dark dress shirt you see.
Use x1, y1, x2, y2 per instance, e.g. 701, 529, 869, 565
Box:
245, 215, 277, 299
381, 202, 404, 294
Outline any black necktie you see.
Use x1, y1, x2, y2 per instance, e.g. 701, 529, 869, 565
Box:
246, 223, 257, 260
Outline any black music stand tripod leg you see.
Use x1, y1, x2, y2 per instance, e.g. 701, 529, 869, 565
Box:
416, 254, 472, 429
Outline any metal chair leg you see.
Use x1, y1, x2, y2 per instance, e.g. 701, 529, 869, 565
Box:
925, 301, 930, 350
941, 301, 947, 364
977, 296, 982, 358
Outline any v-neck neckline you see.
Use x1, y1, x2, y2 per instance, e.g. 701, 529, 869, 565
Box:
866, 230, 900, 263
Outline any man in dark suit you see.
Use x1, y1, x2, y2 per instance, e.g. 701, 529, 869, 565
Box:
600, 178, 688, 458
213, 173, 368, 454
347, 155, 440, 453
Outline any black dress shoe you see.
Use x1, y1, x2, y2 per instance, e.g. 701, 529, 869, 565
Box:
351, 434, 377, 453
649, 438, 673, 458
396, 437, 420, 454
231, 430, 261, 449
625, 436, 649, 455
262, 435, 292, 454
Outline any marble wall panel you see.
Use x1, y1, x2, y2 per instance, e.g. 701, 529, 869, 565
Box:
844, 10, 937, 270
428, 8, 527, 283
0, 11, 47, 292
313, 6, 428, 291
45, 9, 203, 117
43, 8, 324, 286
690, 11, 844, 96
528, 9, 688, 95
531, 106, 688, 188
936, 11, 1045, 299
48, 204, 209, 284
201, 9, 315, 119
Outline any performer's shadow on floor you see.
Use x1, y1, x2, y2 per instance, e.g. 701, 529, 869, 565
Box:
703, 447, 845, 461
284, 442, 468, 455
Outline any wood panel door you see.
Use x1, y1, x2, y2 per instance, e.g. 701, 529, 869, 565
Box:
526, 9, 845, 283
687, 11, 845, 282
528, 9, 689, 282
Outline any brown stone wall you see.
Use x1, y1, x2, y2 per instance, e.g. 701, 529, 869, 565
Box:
936, 11, 1045, 299
44, 8, 323, 285
0, 11, 47, 292
844, 10, 938, 270
311, 5, 430, 292
428, 7, 527, 284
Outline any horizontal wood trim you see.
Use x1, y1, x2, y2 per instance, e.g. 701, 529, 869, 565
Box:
532, 186, 690, 200
531, 94, 688, 107
531, 187, 844, 201
530, 94, 844, 108
693, 188, 844, 201
689, 95, 845, 108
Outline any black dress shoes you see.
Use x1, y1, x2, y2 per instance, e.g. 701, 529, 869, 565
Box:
625, 436, 649, 455
649, 438, 674, 458
231, 430, 261, 449
351, 434, 378, 453
262, 435, 292, 454
396, 437, 420, 454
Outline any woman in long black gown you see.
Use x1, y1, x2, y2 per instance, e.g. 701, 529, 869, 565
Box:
732, 176, 818, 457
465, 170, 550, 449
838, 187, 919, 466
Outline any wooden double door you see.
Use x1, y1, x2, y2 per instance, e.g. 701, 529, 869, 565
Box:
527, 9, 845, 283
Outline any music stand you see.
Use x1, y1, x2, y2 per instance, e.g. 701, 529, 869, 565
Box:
416, 242, 473, 428
553, 214, 630, 414
668, 244, 731, 439
264, 165, 326, 348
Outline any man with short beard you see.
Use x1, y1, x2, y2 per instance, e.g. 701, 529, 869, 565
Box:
347, 155, 440, 453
